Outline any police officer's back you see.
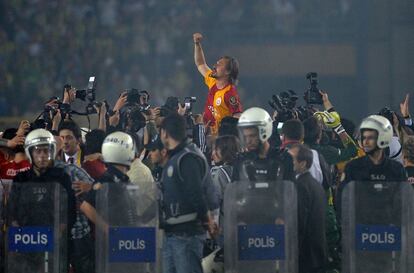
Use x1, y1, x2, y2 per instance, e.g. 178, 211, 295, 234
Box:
159, 113, 214, 273
83, 131, 139, 226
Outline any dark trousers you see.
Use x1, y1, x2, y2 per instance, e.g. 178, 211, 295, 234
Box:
70, 234, 95, 273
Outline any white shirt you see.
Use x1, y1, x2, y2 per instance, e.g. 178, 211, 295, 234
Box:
64, 151, 78, 165
309, 149, 324, 185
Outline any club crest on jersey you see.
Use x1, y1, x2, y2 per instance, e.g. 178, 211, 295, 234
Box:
215, 97, 222, 106
229, 96, 238, 106
167, 166, 174, 177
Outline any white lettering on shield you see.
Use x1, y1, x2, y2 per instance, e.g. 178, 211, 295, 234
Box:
361, 232, 395, 244
119, 239, 146, 250
248, 236, 275, 248
14, 232, 48, 245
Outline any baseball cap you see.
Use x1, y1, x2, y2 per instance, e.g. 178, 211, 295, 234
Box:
145, 134, 164, 151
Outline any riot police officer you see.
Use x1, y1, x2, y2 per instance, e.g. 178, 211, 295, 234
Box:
337, 116, 406, 200
234, 107, 294, 182
8, 129, 76, 272
337, 115, 407, 219
81, 131, 138, 227
344, 115, 406, 180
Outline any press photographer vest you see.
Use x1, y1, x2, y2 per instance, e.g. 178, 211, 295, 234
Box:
160, 142, 210, 225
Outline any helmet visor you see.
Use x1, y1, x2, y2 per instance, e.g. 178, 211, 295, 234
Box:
238, 125, 261, 152
29, 144, 55, 168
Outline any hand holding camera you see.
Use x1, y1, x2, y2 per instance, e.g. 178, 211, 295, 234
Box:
63, 85, 76, 104
113, 92, 128, 112
16, 120, 30, 136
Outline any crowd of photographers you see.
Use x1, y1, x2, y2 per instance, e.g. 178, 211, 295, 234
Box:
1, 41, 414, 273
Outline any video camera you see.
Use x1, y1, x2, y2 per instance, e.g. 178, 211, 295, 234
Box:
268, 90, 298, 122
269, 72, 324, 122
304, 72, 323, 105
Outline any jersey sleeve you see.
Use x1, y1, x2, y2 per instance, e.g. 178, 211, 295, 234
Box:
224, 87, 242, 114
204, 69, 216, 89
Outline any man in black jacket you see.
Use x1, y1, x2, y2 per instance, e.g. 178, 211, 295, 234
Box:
159, 113, 216, 273
289, 143, 327, 273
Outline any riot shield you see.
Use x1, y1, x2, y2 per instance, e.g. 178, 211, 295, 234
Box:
0, 179, 12, 273
95, 183, 160, 273
5, 182, 68, 273
223, 180, 298, 273
341, 181, 414, 273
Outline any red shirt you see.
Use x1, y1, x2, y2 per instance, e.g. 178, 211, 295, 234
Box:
0, 152, 31, 180
203, 70, 242, 134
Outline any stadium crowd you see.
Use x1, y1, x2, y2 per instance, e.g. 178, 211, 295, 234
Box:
0, 2, 412, 269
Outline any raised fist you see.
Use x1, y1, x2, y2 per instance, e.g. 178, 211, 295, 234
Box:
193, 33, 203, 43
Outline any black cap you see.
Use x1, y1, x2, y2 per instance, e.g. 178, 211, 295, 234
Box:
145, 134, 164, 151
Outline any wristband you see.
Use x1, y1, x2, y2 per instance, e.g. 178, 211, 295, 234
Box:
333, 124, 345, 135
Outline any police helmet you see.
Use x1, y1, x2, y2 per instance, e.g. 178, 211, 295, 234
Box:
238, 107, 273, 142
102, 131, 135, 167
360, 114, 393, 149
24, 129, 57, 163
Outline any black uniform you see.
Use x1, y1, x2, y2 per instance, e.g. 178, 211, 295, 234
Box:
233, 147, 295, 182
8, 167, 76, 273
160, 139, 211, 235
336, 155, 407, 221
10, 167, 76, 229
84, 164, 138, 226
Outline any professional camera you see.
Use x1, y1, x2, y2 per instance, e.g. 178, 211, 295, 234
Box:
183, 96, 196, 113
65, 76, 101, 115
123, 89, 151, 115
125, 89, 140, 105
304, 72, 323, 105
73, 76, 97, 102
120, 105, 146, 133
296, 105, 315, 121
268, 90, 298, 122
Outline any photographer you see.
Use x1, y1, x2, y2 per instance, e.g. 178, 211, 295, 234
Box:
110, 90, 146, 134
156, 96, 207, 153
